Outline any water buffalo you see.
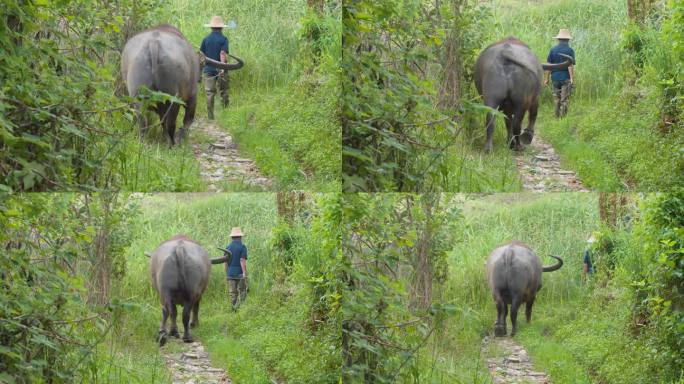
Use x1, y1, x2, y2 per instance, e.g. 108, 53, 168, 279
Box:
474, 37, 573, 152
145, 235, 229, 346
485, 241, 563, 336
121, 24, 244, 145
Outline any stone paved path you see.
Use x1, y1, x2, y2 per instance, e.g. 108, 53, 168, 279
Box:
191, 118, 271, 191
162, 339, 230, 384
513, 134, 588, 192
482, 336, 550, 384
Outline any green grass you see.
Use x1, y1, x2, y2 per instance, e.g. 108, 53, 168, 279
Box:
421, 194, 596, 382
488, 0, 684, 191
417, 193, 677, 384
157, 0, 341, 191
94, 193, 338, 384
440, 127, 523, 192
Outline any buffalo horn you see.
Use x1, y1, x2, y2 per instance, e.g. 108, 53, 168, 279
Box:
202, 53, 244, 71
541, 53, 574, 71
542, 255, 563, 272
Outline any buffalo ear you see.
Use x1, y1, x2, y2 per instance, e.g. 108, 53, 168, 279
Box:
144, 252, 152, 258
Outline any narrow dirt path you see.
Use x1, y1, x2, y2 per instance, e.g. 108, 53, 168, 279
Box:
191, 118, 272, 191
482, 336, 550, 384
162, 339, 230, 384
513, 134, 588, 192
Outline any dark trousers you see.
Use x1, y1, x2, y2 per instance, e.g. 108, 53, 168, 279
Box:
552, 80, 573, 117
227, 277, 246, 310
203, 73, 229, 119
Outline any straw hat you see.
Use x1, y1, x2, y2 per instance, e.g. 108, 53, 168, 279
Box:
554, 29, 572, 40
229, 227, 244, 237
205, 16, 226, 28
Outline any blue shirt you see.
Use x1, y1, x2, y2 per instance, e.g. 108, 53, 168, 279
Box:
547, 42, 575, 82
200, 31, 229, 76
226, 239, 247, 277
583, 249, 593, 274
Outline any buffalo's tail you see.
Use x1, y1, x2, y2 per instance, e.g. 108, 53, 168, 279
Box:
146, 35, 162, 92
174, 241, 187, 291
500, 43, 539, 76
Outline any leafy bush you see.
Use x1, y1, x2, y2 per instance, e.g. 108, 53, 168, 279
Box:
0, 193, 138, 383
0, 0, 164, 192
632, 191, 684, 379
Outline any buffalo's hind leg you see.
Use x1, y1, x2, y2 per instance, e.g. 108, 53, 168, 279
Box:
494, 297, 507, 337
136, 102, 149, 140
158, 297, 171, 346
182, 303, 193, 343
190, 299, 199, 328
521, 101, 538, 146
162, 103, 181, 146
178, 95, 196, 144
510, 295, 522, 336
510, 107, 526, 151
168, 303, 179, 338
525, 297, 535, 323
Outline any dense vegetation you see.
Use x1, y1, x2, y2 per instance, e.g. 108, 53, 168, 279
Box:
0, 193, 342, 383
497, 0, 684, 190
342, 0, 684, 191
341, 192, 684, 383
0, 0, 340, 192
342, 1, 518, 192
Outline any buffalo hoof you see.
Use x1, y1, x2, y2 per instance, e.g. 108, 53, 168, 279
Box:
520, 131, 533, 145
494, 324, 507, 337
158, 330, 168, 347
484, 143, 493, 154
190, 321, 198, 328
169, 329, 180, 338
183, 335, 193, 343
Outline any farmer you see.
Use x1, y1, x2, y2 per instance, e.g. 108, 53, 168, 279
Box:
582, 234, 595, 281
200, 15, 230, 120
544, 29, 576, 118
225, 227, 248, 310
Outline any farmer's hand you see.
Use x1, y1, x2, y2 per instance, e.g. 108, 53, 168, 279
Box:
244, 275, 249, 292
219, 70, 225, 78
543, 79, 549, 86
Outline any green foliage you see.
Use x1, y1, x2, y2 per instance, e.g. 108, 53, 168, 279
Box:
342, 193, 461, 382
163, 0, 341, 191
0, 0, 167, 192
110, 193, 340, 383
0, 193, 140, 383
632, 191, 684, 378
492, 0, 684, 191
342, 0, 511, 192
658, 0, 684, 125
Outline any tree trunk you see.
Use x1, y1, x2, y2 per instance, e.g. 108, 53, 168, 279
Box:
438, 0, 464, 110
627, 0, 657, 25
307, 0, 324, 14
598, 193, 631, 228
84, 193, 117, 307
276, 192, 308, 225
409, 194, 438, 310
